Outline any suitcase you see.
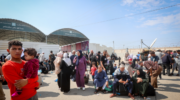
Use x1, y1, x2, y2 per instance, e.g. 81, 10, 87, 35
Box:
84, 73, 89, 84
146, 84, 156, 96
117, 83, 128, 95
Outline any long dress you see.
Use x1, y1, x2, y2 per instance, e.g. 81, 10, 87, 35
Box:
60, 60, 71, 92
75, 56, 86, 87
132, 72, 149, 96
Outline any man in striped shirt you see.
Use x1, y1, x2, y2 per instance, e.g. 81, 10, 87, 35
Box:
139, 61, 162, 88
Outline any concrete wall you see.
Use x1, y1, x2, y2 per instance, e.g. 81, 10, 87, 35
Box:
0, 40, 59, 59
115, 47, 180, 58
89, 43, 114, 54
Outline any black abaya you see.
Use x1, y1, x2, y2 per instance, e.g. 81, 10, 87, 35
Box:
60, 60, 71, 93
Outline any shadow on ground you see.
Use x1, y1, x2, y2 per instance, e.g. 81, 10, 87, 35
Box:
37, 91, 60, 98
156, 92, 168, 100
64, 88, 94, 96
157, 84, 180, 93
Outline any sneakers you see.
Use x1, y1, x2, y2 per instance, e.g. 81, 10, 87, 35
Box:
82, 87, 85, 91
77, 87, 81, 89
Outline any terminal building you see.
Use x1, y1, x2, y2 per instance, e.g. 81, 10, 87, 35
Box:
0, 18, 113, 59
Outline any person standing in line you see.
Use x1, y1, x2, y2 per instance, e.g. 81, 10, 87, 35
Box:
162, 50, 172, 76
170, 51, 177, 75
88, 50, 97, 71
0, 62, 5, 100
0, 54, 6, 62
100, 50, 108, 73
90, 62, 97, 83
155, 50, 163, 79
70, 50, 76, 81
96, 51, 101, 66
59, 53, 72, 93
2, 40, 39, 100
54, 52, 63, 89
49, 51, 55, 71
176, 50, 180, 76
38, 52, 45, 67
74, 50, 87, 90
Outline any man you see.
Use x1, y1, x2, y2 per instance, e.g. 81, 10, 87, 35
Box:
101, 50, 108, 73
155, 50, 163, 79
137, 52, 140, 62
140, 51, 149, 61
0, 54, 6, 62
38, 52, 45, 67
162, 50, 172, 76
88, 50, 97, 70
0, 62, 5, 100
94, 65, 108, 94
70, 50, 76, 64
49, 51, 55, 71
96, 51, 101, 66
176, 50, 180, 76
110, 64, 134, 99
140, 61, 162, 88
2, 40, 39, 100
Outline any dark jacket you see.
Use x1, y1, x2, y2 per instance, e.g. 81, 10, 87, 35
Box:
162, 53, 172, 64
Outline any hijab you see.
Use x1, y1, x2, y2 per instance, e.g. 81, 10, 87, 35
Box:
54, 51, 63, 74
78, 50, 83, 59
137, 68, 145, 77
63, 53, 71, 66
75, 50, 83, 66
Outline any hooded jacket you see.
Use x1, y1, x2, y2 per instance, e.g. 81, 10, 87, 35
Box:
24, 59, 39, 78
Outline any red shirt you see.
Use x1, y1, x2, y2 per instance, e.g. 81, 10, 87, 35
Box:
2, 60, 39, 100
91, 67, 97, 76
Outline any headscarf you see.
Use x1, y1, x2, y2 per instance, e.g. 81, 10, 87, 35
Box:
75, 50, 83, 66
78, 50, 83, 59
137, 68, 145, 77
63, 53, 71, 66
54, 51, 63, 74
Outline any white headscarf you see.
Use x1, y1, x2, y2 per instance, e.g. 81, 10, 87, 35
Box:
63, 53, 71, 66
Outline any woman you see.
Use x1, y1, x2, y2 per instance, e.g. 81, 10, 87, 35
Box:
60, 53, 72, 93
132, 68, 149, 99
54, 52, 63, 89
74, 50, 87, 90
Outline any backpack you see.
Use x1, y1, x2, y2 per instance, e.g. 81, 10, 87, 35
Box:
146, 84, 156, 96
50, 54, 55, 61
84, 73, 89, 84
117, 83, 129, 95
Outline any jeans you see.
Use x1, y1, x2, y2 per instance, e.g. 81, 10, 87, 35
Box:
158, 64, 162, 79
162, 64, 170, 76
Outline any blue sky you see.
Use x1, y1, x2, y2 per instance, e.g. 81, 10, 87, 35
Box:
0, 0, 180, 49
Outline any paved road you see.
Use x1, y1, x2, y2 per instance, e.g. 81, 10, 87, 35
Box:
2, 66, 180, 100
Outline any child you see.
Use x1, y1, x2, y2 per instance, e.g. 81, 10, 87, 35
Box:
91, 62, 97, 83
12, 48, 39, 97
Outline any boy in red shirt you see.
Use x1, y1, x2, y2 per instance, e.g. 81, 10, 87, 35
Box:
91, 62, 97, 83
2, 40, 39, 100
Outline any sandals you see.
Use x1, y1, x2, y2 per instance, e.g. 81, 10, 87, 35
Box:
94, 90, 98, 94
110, 94, 116, 98
101, 90, 106, 94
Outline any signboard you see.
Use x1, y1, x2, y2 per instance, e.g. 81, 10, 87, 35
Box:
81, 41, 89, 51
0, 19, 40, 33
52, 29, 86, 38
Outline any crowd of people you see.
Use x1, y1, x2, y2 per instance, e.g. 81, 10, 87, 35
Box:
0, 40, 179, 100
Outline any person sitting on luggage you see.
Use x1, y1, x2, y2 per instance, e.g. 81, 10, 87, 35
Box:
43, 59, 50, 71
110, 64, 134, 99
91, 62, 97, 83
132, 68, 149, 99
94, 65, 108, 94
